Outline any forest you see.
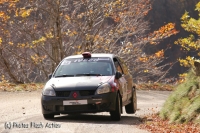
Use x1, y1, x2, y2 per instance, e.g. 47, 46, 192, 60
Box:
0, 0, 199, 83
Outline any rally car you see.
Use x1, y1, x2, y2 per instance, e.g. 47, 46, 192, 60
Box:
41, 52, 137, 121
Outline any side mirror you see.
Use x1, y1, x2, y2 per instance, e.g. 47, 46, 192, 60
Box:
48, 74, 52, 79
115, 71, 122, 79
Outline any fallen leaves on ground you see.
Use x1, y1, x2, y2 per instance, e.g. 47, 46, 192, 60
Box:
0, 82, 175, 92
139, 114, 200, 133
136, 83, 175, 91
0, 82, 44, 92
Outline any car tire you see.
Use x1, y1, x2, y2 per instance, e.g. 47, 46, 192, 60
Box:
125, 88, 137, 114
110, 93, 121, 121
43, 114, 54, 119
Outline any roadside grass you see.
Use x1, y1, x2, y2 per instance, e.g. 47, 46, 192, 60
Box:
139, 71, 200, 132
159, 70, 200, 124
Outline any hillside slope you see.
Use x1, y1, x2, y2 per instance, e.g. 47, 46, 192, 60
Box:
159, 70, 200, 124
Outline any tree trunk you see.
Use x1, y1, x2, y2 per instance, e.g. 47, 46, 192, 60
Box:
194, 61, 200, 76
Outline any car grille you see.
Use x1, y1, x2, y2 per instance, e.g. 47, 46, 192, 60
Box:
79, 90, 95, 96
55, 90, 95, 97
56, 105, 96, 111
56, 91, 71, 97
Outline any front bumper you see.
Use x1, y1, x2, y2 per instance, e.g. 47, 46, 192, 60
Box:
41, 92, 117, 115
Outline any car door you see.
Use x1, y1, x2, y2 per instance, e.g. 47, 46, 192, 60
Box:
113, 57, 128, 103
118, 57, 133, 101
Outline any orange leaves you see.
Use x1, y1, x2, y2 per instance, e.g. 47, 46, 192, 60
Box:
89, 10, 93, 14
45, 32, 54, 39
19, 8, 32, 18
134, 0, 151, 16
104, 13, 110, 17
65, 14, 70, 21
139, 57, 148, 62
15, 8, 19, 17
31, 54, 47, 64
159, 23, 176, 33
0, 82, 44, 92
65, 29, 77, 37
8, 41, 13, 45
16, 37, 48, 49
8, 0, 19, 8
0, 0, 19, 14
68, 30, 77, 37
17, 43, 27, 48
155, 49, 164, 58
105, 47, 109, 51
32, 37, 46, 45
137, 83, 174, 91
147, 23, 179, 45
139, 23, 178, 46
0, 12, 4, 17
0, 0, 19, 4
0, 11, 10, 21
114, 16, 120, 22
120, 42, 133, 54
93, 35, 104, 44
0, 75, 8, 83
85, 34, 93, 41
139, 50, 164, 63
139, 114, 200, 133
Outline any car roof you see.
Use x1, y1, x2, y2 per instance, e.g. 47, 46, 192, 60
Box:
65, 53, 116, 59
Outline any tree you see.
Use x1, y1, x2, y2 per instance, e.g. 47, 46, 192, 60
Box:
0, 0, 26, 83
175, 2, 200, 68
0, 0, 178, 83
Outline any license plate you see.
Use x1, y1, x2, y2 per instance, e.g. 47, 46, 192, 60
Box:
63, 100, 87, 105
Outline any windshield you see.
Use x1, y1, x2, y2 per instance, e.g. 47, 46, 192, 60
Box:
53, 57, 114, 77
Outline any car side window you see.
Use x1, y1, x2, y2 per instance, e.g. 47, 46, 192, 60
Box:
113, 58, 124, 74
118, 57, 129, 75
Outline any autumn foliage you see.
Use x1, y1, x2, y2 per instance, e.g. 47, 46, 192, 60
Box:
0, 0, 178, 83
175, 2, 200, 68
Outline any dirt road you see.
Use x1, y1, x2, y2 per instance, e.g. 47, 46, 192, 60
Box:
0, 90, 171, 133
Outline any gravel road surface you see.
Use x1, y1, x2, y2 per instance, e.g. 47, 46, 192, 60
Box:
0, 90, 171, 133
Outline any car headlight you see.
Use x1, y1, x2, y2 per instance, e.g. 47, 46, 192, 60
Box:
42, 86, 56, 96
96, 83, 111, 94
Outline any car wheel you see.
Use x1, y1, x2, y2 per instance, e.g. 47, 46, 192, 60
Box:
125, 88, 137, 114
110, 93, 121, 121
43, 114, 54, 119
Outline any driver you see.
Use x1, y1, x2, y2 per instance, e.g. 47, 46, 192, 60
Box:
95, 62, 110, 76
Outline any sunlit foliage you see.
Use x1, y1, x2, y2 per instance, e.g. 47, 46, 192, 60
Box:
175, 2, 200, 67
0, 0, 178, 83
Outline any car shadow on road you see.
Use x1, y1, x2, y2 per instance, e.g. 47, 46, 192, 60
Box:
47, 114, 143, 125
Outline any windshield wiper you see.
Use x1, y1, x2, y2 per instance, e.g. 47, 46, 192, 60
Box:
75, 73, 103, 76
55, 74, 74, 78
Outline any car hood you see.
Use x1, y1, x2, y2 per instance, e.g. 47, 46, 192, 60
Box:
46, 76, 114, 91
